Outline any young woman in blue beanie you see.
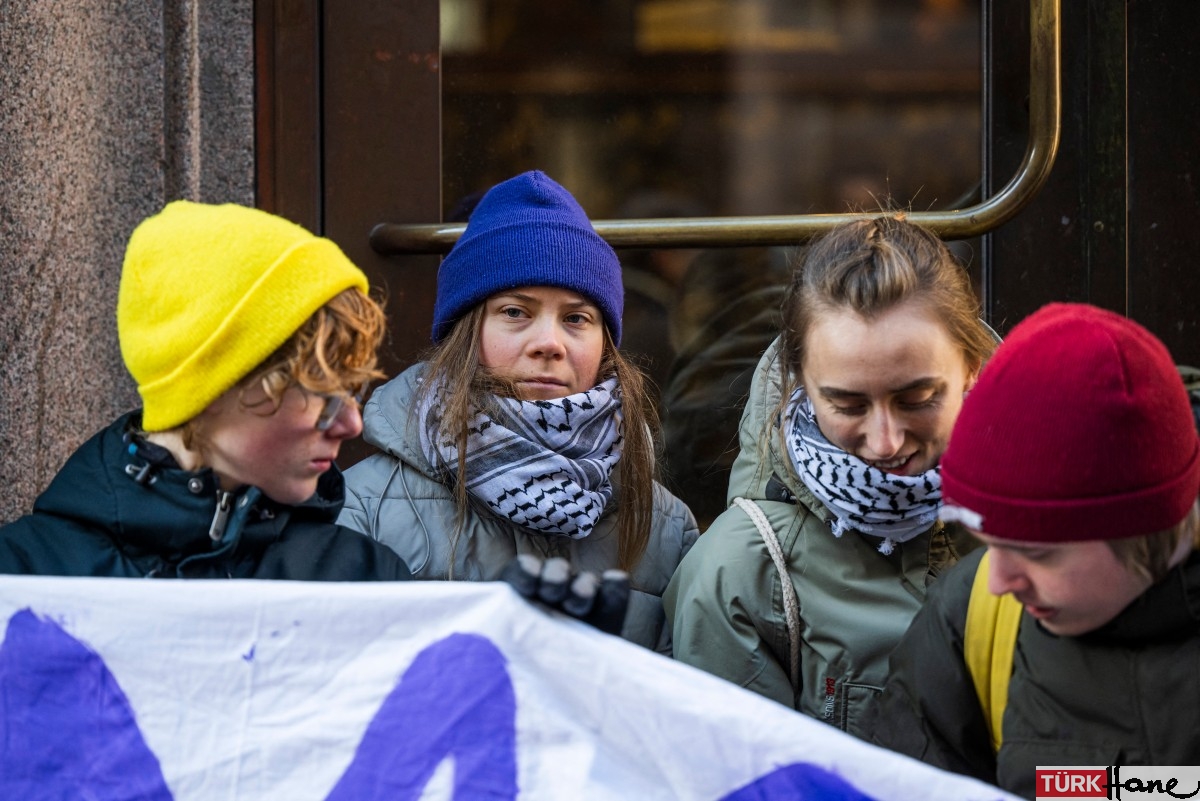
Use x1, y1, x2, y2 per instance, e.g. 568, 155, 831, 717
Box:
340, 170, 698, 653
663, 216, 996, 737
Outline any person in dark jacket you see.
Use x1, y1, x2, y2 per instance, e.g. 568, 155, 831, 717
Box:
0, 201, 412, 580
868, 303, 1200, 798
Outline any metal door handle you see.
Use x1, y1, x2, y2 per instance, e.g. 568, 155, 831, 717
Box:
371, 0, 1059, 254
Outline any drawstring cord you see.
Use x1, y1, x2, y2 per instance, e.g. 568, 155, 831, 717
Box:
208, 490, 233, 542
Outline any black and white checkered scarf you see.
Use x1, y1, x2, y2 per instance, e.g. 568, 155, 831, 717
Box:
419, 378, 623, 539
784, 386, 941, 554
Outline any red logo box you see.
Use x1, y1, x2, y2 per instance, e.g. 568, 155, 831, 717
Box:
1036, 768, 1108, 799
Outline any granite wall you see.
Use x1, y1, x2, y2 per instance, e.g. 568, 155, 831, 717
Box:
0, 0, 254, 523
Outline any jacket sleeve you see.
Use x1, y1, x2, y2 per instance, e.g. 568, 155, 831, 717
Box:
663, 507, 797, 709
674, 497, 701, 560
866, 549, 997, 784
337, 459, 379, 537
638, 485, 703, 657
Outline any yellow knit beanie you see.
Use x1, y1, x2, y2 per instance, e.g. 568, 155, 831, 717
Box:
118, 201, 369, 431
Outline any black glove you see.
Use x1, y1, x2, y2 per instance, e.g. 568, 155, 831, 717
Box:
500, 555, 630, 636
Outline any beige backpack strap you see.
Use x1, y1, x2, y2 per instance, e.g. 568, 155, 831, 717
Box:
963, 550, 1023, 752
732, 497, 801, 692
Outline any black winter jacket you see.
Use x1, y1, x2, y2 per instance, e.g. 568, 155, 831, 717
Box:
0, 413, 412, 581
868, 547, 1200, 799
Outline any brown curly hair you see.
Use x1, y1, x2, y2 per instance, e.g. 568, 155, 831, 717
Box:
180, 287, 387, 448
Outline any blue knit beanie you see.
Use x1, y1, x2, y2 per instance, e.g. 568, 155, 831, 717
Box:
432, 170, 624, 344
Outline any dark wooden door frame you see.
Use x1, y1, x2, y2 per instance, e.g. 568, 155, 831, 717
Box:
255, 0, 442, 464
984, 0, 1200, 363
256, 0, 443, 357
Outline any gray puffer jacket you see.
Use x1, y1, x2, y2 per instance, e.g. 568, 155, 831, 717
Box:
340, 363, 699, 654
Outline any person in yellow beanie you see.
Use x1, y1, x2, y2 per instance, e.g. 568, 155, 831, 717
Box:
0, 200, 413, 580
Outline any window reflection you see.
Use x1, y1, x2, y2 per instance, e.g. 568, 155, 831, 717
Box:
441, 0, 981, 527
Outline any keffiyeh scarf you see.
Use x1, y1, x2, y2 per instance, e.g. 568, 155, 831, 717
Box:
419, 378, 624, 539
784, 386, 941, 554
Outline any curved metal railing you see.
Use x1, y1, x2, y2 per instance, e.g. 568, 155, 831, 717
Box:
370, 0, 1059, 254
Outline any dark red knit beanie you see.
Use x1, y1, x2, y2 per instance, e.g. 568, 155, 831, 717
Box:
941, 303, 1200, 542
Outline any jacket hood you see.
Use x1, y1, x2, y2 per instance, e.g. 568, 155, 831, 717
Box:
360, 363, 436, 475
34, 412, 344, 564
724, 338, 827, 522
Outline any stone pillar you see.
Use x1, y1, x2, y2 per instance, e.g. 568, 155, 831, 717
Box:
0, 0, 254, 523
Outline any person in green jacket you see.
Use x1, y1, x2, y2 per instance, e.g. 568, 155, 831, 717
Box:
664, 215, 995, 737
868, 303, 1200, 798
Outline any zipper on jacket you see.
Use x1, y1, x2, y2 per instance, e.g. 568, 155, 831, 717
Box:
209, 490, 233, 543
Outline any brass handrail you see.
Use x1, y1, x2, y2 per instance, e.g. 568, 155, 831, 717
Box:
371, 0, 1059, 254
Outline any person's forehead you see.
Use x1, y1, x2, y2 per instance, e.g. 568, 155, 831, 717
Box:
976, 533, 1109, 554
806, 303, 958, 358
489, 286, 598, 308
802, 304, 966, 390
974, 531, 1050, 549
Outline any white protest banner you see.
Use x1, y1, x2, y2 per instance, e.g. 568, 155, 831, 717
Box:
0, 575, 1016, 800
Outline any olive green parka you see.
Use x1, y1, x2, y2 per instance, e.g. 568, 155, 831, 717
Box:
664, 339, 977, 737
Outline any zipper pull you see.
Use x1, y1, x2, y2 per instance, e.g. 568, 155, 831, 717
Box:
209, 491, 233, 542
